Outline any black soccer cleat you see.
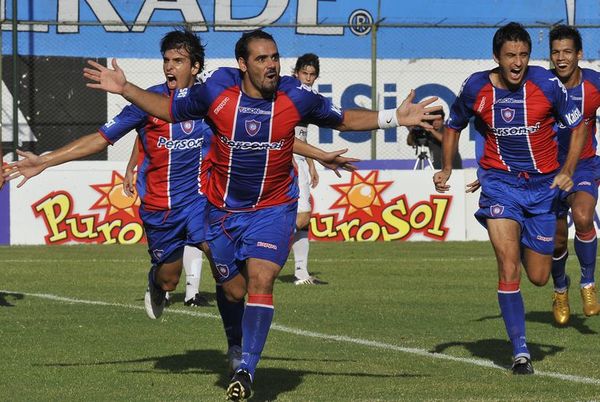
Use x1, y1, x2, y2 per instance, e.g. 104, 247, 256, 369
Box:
183, 293, 210, 307
511, 356, 534, 375
226, 369, 253, 401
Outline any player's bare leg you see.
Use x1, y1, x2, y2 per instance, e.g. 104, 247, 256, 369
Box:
145, 256, 184, 319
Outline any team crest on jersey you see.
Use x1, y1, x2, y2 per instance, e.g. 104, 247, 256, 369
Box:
245, 119, 261, 136
216, 264, 230, 278
490, 204, 504, 217
180, 120, 195, 134
152, 249, 164, 261
501, 108, 515, 123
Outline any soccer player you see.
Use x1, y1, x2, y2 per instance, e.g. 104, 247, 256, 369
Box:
548, 25, 600, 326
433, 22, 588, 375
83, 29, 440, 401
290, 53, 327, 285
4, 29, 221, 314
123, 139, 210, 307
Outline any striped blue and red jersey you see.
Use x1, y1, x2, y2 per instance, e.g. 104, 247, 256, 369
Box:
99, 82, 213, 211
170, 67, 344, 212
448, 65, 583, 174
555, 67, 600, 164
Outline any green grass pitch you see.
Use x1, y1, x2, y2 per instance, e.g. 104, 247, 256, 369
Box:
1, 241, 600, 401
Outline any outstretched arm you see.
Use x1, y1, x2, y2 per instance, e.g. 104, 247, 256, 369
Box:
293, 139, 358, 177
335, 90, 442, 132
84, 59, 172, 122
2, 132, 109, 188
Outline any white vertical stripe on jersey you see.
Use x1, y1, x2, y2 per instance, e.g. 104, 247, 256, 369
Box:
222, 92, 243, 208
523, 83, 539, 173
167, 122, 172, 209
492, 87, 509, 171
197, 132, 202, 195
253, 99, 275, 208
581, 78, 586, 128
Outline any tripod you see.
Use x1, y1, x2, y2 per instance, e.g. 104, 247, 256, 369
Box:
412, 144, 433, 170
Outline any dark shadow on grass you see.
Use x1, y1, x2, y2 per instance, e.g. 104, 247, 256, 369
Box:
526, 310, 597, 334
0, 291, 24, 307
431, 338, 563, 368
474, 311, 597, 334
42, 349, 421, 401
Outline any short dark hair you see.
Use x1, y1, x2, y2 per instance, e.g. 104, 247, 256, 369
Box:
549, 24, 582, 52
235, 29, 275, 61
293, 53, 320, 77
160, 29, 205, 72
492, 22, 531, 57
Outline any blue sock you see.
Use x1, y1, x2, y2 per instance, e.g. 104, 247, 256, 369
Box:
498, 282, 529, 358
575, 230, 597, 286
215, 285, 244, 349
239, 294, 274, 379
551, 251, 569, 290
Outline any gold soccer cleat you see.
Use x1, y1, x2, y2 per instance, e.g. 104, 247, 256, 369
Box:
552, 290, 570, 325
581, 285, 600, 317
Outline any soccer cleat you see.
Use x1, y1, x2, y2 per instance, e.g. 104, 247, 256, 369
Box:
581, 284, 600, 316
184, 293, 210, 307
144, 268, 166, 320
227, 345, 242, 376
293, 275, 329, 285
511, 356, 534, 375
226, 369, 252, 401
552, 290, 570, 325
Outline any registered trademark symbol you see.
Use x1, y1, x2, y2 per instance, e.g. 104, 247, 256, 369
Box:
348, 9, 373, 36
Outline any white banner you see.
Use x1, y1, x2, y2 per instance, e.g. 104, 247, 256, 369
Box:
9, 162, 595, 245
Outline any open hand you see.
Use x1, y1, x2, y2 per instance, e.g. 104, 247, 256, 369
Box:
397, 90, 443, 129
84, 58, 127, 95
316, 149, 359, 178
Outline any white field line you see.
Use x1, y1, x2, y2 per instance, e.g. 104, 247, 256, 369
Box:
0, 257, 498, 264
2, 290, 600, 386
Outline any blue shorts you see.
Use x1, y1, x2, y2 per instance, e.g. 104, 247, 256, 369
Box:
207, 202, 297, 283
474, 168, 558, 255
557, 156, 600, 217
140, 196, 208, 266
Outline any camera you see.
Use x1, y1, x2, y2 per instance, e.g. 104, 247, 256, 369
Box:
410, 127, 430, 147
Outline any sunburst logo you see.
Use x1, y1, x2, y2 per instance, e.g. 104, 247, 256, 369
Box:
330, 171, 393, 217
90, 171, 140, 219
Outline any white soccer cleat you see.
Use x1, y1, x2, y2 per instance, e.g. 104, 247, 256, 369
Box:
294, 275, 329, 285
144, 269, 166, 319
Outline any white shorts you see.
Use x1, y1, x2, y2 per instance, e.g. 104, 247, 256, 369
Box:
295, 157, 312, 213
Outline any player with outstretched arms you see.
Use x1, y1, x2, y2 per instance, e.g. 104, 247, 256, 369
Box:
83, 29, 441, 401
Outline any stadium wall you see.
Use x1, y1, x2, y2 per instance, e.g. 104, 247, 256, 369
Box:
2, 1, 600, 244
